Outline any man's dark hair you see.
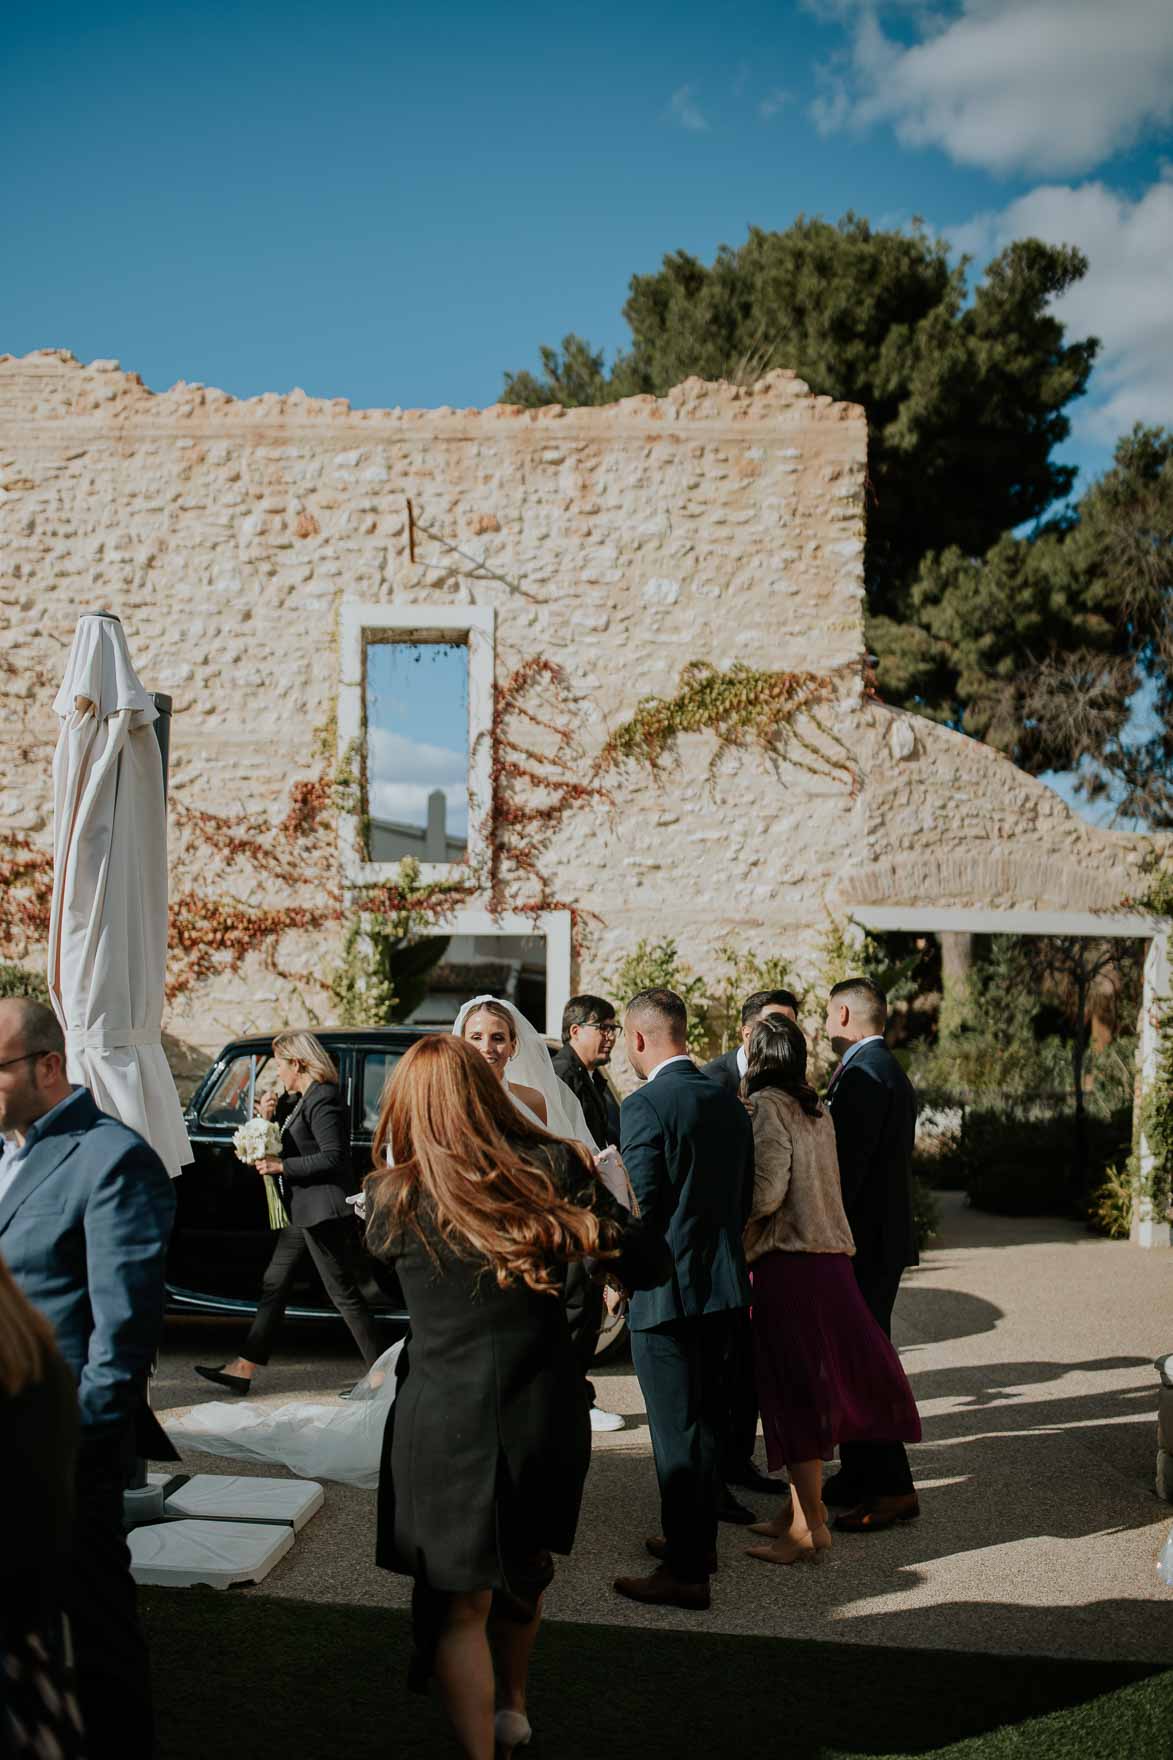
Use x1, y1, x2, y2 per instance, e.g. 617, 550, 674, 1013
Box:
561, 993, 616, 1044
625, 987, 688, 1041
740, 988, 799, 1027
6, 998, 65, 1059
829, 976, 888, 1030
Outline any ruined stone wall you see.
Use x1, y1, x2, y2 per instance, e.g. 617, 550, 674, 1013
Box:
0, 348, 1150, 1064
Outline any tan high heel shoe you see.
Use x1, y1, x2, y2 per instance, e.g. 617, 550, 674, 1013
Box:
745, 1521, 832, 1567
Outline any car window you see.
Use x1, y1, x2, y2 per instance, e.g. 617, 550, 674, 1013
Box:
199, 1054, 272, 1127
359, 1052, 397, 1136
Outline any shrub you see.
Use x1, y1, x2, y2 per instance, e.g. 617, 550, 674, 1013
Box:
963, 1107, 1132, 1218
910, 1175, 941, 1251
1089, 1162, 1136, 1240
0, 962, 50, 1005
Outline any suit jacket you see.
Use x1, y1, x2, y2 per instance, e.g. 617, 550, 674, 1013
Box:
278, 1080, 353, 1227
825, 1040, 919, 1281
700, 1047, 742, 1095
0, 1087, 176, 1450
619, 1059, 753, 1332
551, 1044, 620, 1148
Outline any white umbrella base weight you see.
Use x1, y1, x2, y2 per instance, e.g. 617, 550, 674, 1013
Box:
129, 1519, 295, 1588
129, 1475, 324, 1587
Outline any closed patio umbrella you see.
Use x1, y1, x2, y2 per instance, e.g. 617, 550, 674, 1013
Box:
48, 613, 191, 1176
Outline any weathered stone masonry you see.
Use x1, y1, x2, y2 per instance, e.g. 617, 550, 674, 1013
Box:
0, 348, 1155, 1059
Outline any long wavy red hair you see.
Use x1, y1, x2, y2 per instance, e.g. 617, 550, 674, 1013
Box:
365, 1034, 618, 1294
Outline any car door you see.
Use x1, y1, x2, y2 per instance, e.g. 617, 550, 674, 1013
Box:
170, 1048, 277, 1301
350, 1044, 405, 1307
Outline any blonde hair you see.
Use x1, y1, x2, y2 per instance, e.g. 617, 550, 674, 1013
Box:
460, 1000, 518, 1048
271, 1030, 340, 1087
0, 1254, 55, 1397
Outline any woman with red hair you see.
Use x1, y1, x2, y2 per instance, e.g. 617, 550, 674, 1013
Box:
365, 1033, 665, 1760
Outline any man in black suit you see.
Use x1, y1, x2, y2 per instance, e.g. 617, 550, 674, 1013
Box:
551, 994, 625, 1432
701, 987, 799, 1095
613, 989, 754, 1611
823, 976, 921, 1530
702, 987, 798, 1502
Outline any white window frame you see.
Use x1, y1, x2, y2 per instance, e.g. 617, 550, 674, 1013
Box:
440, 907, 573, 1040
338, 602, 494, 887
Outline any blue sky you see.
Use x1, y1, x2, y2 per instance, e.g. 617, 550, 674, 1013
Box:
6, 2, 1173, 823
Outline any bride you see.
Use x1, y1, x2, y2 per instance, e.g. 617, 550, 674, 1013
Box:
164, 997, 609, 1488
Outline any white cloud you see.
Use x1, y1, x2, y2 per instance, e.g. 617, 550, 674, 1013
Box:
759, 88, 789, 122
667, 85, 709, 133
367, 727, 468, 832
811, 0, 1173, 177
948, 172, 1173, 442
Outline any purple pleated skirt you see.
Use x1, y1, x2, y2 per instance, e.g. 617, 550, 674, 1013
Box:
751, 1251, 922, 1469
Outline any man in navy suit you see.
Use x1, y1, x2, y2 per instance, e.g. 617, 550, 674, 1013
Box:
0, 997, 176, 1758
823, 977, 921, 1531
613, 989, 754, 1610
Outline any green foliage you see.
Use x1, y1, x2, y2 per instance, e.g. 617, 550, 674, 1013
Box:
597, 661, 853, 787
0, 962, 50, 1005
503, 218, 1173, 821
329, 858, 453, 1027
503, 215, 1095, 663
816, 914, 920, 1004
1089, 1162, 1136, 1240
963, 1107, 1133, 1218
706, 943, 802, 1055
1131, 1009, 1173, 1221
609, 938, 710, 1058
910, 1175, 941, 1252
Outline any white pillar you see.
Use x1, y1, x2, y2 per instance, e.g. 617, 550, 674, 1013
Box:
1135, 930, 1173, 1249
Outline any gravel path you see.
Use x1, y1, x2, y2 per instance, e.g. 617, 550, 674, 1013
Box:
154, 1193, 1173, 1662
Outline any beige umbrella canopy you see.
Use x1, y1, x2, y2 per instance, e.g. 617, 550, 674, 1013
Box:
48, 614, 191, 1176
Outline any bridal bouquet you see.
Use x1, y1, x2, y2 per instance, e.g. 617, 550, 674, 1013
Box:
233, 1118, 290, 1230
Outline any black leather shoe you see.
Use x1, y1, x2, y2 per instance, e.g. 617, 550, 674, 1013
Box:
195, 1365, 252, 1395
717, 1488, 757, 1525
821, 1473, 863, 1508
725, 1464, 790, 1496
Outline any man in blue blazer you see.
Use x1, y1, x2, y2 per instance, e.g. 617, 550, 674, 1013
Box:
823, 977, 921, 1531
0, 997, 176, 1759
613, 989, 754, 1610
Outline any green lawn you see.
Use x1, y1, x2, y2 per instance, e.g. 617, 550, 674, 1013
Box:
141, 1589, 1171, 1759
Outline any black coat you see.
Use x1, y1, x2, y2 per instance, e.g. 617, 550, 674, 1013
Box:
620, 1059, 753, 1332
277, 1082, 353, 1228
550, 1043, 620, 1148
826, 1040, 919, 1281
375, 1138, 667, 1588
699, 1047, 742, 1095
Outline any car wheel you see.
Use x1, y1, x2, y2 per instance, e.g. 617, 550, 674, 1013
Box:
593, 1301, 629, 1366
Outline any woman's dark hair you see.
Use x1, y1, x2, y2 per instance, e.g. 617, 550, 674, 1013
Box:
744, 1015, 823, 1118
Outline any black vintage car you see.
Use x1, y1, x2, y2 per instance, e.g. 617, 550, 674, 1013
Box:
168, 1026, 628, 1361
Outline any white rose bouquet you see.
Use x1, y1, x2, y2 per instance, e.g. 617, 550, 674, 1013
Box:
233, 1118, 290, 1230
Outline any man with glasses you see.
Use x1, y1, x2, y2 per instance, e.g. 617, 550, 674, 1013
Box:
0, 996, 175, 1759
553, 995, 625, 1432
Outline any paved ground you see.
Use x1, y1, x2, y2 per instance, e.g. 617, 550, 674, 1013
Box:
155, 1194, 1173, 1663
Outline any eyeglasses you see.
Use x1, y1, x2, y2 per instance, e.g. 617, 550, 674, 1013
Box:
585, 1022, 619, 1037
0, 1051, 47, 1073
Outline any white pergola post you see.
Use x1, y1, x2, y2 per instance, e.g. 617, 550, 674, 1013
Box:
851, 904, 1171, 1249
1136, 929, 1173, 1250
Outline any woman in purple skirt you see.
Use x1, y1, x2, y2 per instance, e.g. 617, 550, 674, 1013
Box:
740, 1015, 921, 1566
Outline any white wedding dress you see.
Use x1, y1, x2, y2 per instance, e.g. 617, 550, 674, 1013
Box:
164, 999, 600, 1488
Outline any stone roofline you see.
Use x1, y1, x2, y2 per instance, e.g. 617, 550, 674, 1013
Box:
0, 348, 866, 438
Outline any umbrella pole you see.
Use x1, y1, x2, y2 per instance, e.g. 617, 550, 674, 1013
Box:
123, 689, 177, 1526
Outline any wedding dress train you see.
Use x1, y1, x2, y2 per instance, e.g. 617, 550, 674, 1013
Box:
164, 1339, 405, 1489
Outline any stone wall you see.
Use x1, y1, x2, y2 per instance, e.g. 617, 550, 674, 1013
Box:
0, 348, 1153, 1065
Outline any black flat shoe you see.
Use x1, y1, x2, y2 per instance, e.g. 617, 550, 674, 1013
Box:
726, 1465, 790, 1496
717, 1489, 757, 1525
195, 1365, 252, 1395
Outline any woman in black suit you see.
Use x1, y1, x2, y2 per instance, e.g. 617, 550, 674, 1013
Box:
196, 1030, 382, 1393
366, 1033, 666, 1760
